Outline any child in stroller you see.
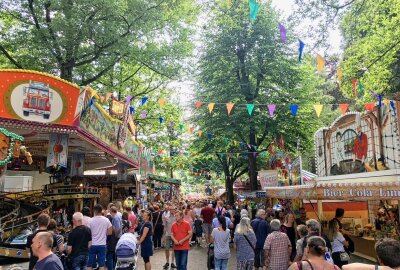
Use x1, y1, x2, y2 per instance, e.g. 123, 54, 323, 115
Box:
115, 233, 139, 270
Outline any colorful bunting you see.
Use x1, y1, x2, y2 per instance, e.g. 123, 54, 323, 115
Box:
195, 101, 203, 109
268, 104, 276, 118
159, 117, 163, 124
338, 104, 349, 115
290, 104, 298, 117
141, 111, 147, 118
365, 103, 374, 112
313, 104, 323, 117
198, 130, 203, 137
298, 39, 305, 63
390, 101, 396, 115
280, 135, 285, 149
337, 67, 342, 83
226, 103, 234, 115
105, 92, 113, 102
249, 0, 260, 22
141, 97, 148, 105
378, 95, 382, 107
170, 121, 174, 127
158, 98, 166, 108
208, 133, 213, 139
316, 54, 325, 72
100, 96, 105, 103
208, 103, 215, 113
351, 79, 357, 97
246, 103, 255, 116
189, 127, 194, 134
358, 83, 364, 98
384, 98, 389, 106
126, 95, 133, 104
129, 106, 135, 115
90, 89, 97, 98
278, 23, 287, 43
179, 123, 184, 133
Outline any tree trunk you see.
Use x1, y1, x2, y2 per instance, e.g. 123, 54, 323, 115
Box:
60, 62, 74, 82
249, 124, 258, 190
225, 176, 235, 205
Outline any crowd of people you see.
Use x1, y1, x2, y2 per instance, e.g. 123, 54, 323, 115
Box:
23, 200, 400, 270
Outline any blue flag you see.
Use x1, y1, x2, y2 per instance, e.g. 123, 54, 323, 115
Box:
159, 117, 163, 124
298, 39, 305, 63
249, 0, 260, 22
290, 104, 298, 117
141, 97, 148, 105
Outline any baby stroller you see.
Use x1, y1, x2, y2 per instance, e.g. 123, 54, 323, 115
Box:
207, 244, 215, 270
115, 233, 139, 270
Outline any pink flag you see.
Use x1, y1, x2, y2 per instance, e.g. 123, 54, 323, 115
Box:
268, 104, 276, 118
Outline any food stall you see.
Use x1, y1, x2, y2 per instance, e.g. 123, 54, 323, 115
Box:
265, 100, 400, 261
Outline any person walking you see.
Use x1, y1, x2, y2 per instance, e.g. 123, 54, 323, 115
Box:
328, 219, 349, 268
301, 219, 332, 260
288, 236, 340, 270
87, 204, 112, 270
31, 232, 63, 270
293, 224, 308, 262
82, 206, 92, 227
67, 212, 92, 270
162, 203, 177, 269
210, 216, 231, 270
171, 210, 192, 270
281, 213, 297, 261
234, 217, 256, 270
251, 209, 271, 270
201, 203, 215, 245
263, 219, 292, 270
126, 206, 137, 233
152, 204, 164, 250
138, 210, 153, 270
194, 215, 203, 246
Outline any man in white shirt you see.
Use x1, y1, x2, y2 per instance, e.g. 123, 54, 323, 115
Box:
82, 207, 92, 227
87, 204, 112, 270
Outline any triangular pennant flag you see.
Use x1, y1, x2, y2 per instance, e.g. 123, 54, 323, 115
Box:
198, 130, 203, 137
195, 101, 203, 109
90, 89, 97, 98
159, 117, 163, 124
246, 103, 255, 116
105, 92, 113, 102
314, 104, 323, 118
126, 95, 133, 104
290, 104, 298, 117
249, 0, 260, 22
226, 103, 234, 115
100, 96, 105, 103
207, 133, 212, 139
88, 97, 95, 107
365, 103, 375, 112
189, 127, 194, 134
179, 123, 184, 132
390, 101, 396, 114
129, 106, 135, 115
280, 134, 285, 149
253, 152, 257, 157
208, 103, 215, 113
158, 98, 166, 108
223, 137, 228, 145
278, 23, 287, 43
316, 54, 325, 72
378, 95, 382, 107
351, 79, 357, 97
141, 97, 148, 105
268, 104, 276, 118
384, 99, 389, 106
337, 67, 342, 83
298, 39, 305, 63
170, 121, 174, 127
141, 111, 147, 118
359, 83, 364, 98
338, 104, 349, 115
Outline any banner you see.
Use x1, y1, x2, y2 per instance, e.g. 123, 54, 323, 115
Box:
46, 134, 69, 167
258, 170, 278, 190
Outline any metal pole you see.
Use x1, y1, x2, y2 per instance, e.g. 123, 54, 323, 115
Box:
298, 138, 304, 185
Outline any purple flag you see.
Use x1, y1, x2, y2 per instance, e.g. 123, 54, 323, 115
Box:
141, 111, 147, 118
278, 23, 287, 43
125, 95, 133, 104
268, 104, 276, 118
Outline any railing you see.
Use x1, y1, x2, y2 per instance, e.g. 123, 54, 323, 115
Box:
43, 186, 99, 195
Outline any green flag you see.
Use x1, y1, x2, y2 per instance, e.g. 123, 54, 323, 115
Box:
359, 83, 364, 99
246, 103, 255, 115
249, 0, 260, 22
179, 123, 184, 133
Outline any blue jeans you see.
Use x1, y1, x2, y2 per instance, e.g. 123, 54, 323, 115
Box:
215, 258, 228, 270
87, 245, 107, 267
175, 250, 188, 270
71, 254, 88, 270
106, 252, 114, 270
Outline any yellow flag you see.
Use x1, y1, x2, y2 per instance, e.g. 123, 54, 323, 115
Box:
314, 104, 323, 118
90, 89, 97, 98
316, 54, 325, 72
226, 103, 234, 115
337, 67, 342, 82
384, 99, 389, 106
158, 98, 166, 108
198, 130, 203, 137
208, 103, 215, 113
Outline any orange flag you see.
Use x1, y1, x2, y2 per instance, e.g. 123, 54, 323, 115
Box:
338, 104, 349, 115
105, 92, 113, 102
158, 98, 166, 108
365, 103, 375, 112
100, 96, 105, 103
195, 101, 203, 109
226, 103, 234, 115
208, 103, 215, 113
316, 54, 325, 72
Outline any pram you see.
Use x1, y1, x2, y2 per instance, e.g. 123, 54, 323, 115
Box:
207, 243, 215, 270
115, 233, 139, 270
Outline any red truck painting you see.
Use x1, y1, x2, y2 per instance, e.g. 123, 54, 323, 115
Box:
22, 81, 52, 119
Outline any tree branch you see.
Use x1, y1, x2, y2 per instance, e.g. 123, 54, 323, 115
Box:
0, 45, 23, 68
81, 55, 125, 85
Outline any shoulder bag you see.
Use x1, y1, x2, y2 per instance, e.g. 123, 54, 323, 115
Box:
243, 234, 255, 252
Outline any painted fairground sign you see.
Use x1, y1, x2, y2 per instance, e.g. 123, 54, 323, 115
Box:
79, 87, 154, 172
0, 69, 82, 126
315, 102, 400, 177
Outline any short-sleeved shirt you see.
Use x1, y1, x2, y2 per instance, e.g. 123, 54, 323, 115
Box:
89, 215, 112, 245
112, 214, 122, 238
331, 232, 346, 253
128, 212, 137, 232
212, 217, 232, 228
171, 220, 191, 251
211, 228, 230, 260
263, 231, 291, 270
82, 216, 92, 227
26, 230, 58, 270
33, 253, 63, 270
162, 211, 176, 236
201, 207, 215, 224
67, 225, 92, 257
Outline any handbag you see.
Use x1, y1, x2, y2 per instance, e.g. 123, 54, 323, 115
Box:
339, 251, 350, 262
243, 234, 255, 252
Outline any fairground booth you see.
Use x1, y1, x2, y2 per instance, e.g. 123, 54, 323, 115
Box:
0, 70, 154, 257
264, 101, 400, 260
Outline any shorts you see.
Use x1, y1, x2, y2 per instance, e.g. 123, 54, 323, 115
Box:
87, 245, 107, 267
143, 256, 150, 263
254, 248, 264, 268
202, 223, 212, 235
165, 235, 174, 249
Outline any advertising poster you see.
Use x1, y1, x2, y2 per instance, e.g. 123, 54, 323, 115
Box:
46, 134, 69, 167
258, 170, 278, 189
